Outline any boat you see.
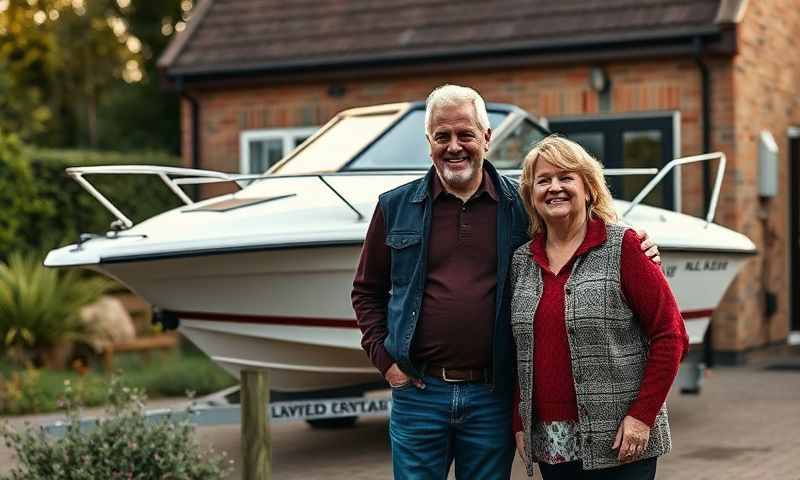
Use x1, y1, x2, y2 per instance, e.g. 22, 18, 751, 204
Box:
44, 102, 756, 394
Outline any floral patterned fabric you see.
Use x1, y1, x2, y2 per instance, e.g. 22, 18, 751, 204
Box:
531, 420, 580, 464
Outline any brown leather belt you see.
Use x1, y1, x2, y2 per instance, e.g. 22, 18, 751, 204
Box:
424, 366, 490, 384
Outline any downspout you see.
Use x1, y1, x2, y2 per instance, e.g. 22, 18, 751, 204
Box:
694, 36, 715, 367
176, 75, 201, 200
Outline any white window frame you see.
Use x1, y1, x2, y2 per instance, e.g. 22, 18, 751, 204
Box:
239, 127, 319, 174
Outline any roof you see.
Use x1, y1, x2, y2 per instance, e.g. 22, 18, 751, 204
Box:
159, 0, 744, 81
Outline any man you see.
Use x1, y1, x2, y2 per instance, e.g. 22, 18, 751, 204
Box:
351, 84, 658, 479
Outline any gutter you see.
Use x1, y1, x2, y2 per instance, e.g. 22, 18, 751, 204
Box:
176, 75, 201, 200
163, 26, 734, 87
693, 36, 715, 367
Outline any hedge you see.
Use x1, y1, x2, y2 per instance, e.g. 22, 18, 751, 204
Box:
0, 133, 182, 259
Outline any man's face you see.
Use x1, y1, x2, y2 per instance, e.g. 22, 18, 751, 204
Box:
426, 102, 491, 193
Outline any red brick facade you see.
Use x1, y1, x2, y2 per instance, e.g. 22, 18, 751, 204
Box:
178, 3, 799, 360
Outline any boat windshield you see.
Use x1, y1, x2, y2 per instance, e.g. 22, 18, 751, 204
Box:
344, 110, 509, 171
270, 108, 403, 175
269, 104, 547, 174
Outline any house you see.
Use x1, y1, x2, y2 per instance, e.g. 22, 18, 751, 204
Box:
158, 0, 800, 364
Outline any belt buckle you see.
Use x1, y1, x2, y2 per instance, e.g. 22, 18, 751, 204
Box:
441, 368, 466, 383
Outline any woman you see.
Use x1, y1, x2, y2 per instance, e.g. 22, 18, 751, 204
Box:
510, 135, 688, 479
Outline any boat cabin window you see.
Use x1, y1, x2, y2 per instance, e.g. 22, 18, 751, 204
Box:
344, 110, 510, 171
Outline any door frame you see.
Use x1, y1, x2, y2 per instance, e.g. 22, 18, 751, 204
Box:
789, 127, 800, 337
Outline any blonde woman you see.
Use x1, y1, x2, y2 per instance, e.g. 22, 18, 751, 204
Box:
510, 135, 688, 479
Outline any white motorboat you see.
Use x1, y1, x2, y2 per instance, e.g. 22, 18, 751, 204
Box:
45, 102, 755, 393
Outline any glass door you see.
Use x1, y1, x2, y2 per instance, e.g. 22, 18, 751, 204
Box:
549, 115, 677, 210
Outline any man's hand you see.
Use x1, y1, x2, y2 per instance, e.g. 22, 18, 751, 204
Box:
612, 415, 651, 463
385, 363, 424, 389
514, 431, 528, 465
634, 227, 660, 264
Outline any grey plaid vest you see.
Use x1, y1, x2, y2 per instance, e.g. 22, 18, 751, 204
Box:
510, 222, 671, 473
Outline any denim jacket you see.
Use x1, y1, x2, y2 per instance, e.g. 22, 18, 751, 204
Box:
378, 161, 530, 394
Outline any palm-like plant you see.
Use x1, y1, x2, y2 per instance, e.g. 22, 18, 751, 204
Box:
0, 251, 112, 365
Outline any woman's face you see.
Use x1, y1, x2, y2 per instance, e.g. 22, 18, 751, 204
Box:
531, 159, 589, 224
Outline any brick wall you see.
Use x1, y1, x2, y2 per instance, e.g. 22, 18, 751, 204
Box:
715, 0, 800, 354
178, 15, 798, 357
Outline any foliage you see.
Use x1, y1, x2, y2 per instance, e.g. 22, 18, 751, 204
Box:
0, 132, 54, 257
113, 351, 237, 399
0, 251, 113, 361
0, 351, 237, 416
0, 376, 233, 479
0, 366, 107, 416
0, 0, 188, 151
0, 144, 181, 258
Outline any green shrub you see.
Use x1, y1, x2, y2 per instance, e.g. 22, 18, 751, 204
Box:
1, 376, 233, 479
0, 251, 112, 362
0, 142, 182, 259
0, 368, 107, 415
0, 132, 54, 258
114, 351, 237, 398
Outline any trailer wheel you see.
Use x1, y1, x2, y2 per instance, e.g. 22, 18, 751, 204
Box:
306, 416, 358, 429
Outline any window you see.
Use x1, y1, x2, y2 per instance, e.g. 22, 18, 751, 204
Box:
239, 127, 318, 174
548, 113, 681, 210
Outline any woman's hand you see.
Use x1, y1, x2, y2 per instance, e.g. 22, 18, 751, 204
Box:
514, 431, 528, 465
613, 415, 651, 463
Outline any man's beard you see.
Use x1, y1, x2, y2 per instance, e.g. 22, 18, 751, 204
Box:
439, 158, 483, 190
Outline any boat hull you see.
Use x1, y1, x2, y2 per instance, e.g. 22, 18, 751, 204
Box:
93, 243, 751, 392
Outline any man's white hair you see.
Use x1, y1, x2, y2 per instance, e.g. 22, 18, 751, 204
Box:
424, 84, 490, 134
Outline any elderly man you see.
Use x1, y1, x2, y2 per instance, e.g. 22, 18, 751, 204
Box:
351, 84, 657, 479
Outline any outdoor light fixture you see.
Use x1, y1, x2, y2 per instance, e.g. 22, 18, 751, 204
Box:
589, 67, 610, 94
327, 84, 346, 98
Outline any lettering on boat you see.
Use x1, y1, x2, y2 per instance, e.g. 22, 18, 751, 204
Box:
685, 259, 729, 272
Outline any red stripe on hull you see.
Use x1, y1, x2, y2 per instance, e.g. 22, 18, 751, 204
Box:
174, 311, 358, 329
681, 309, 714, 319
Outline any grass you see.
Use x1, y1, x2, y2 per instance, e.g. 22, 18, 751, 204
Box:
0, 350, 238, 416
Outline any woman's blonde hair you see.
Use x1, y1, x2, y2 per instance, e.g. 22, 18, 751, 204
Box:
519, 134, 617, 236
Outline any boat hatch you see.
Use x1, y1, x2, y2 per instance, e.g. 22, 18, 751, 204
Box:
184, 194, 297, 213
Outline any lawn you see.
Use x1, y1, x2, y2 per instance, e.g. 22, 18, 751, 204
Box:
0, 350, 238, 415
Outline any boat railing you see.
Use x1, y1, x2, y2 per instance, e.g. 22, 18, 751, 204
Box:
67, 153, 724, 231
65, 165, 267, 229
621, 152, 726, 225
65, 166, 417, 229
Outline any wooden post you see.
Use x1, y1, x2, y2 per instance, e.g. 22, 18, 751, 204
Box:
241, 369, 271, 480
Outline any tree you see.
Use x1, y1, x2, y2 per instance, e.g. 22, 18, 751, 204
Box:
0, 0, 189, 152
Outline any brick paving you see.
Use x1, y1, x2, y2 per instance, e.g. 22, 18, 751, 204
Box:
2, 355, 799, 479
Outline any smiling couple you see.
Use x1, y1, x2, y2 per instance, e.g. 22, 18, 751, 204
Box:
351, 84, 687, 480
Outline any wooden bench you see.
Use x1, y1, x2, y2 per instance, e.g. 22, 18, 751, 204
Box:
102, 332, 179, 371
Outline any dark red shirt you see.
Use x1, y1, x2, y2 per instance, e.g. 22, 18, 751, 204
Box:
352, 168, 498, 375
513, 219, 688, 430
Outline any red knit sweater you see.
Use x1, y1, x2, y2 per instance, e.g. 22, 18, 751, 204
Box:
513, 219, 688, 432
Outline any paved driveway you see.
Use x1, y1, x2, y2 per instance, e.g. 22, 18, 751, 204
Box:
3, 355, 799, 479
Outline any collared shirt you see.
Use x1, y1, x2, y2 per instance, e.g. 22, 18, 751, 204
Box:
412, 169, 498, 369
351, 165, 499, 374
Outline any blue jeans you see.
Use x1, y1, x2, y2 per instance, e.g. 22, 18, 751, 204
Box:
389, 375, 514, 479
